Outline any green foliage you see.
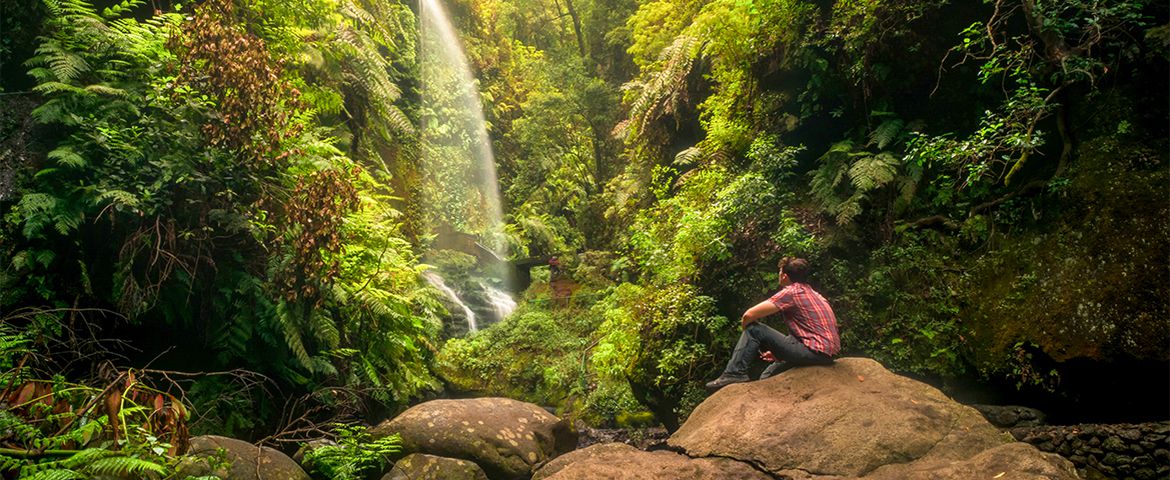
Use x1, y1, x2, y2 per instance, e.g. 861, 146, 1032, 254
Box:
436, 297, 597, 409
591, 283, 731, 429
0, 356, 199, 479
5, 0, 443, 438
301, 424, 402, 480
827, 233, 968, 378
810, 140, 906, 226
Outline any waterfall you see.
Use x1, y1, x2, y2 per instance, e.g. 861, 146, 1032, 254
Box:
418, 0, 507, 264
480, 282, 517, 323
418, 0, 516, 335
424, 271, 477, 332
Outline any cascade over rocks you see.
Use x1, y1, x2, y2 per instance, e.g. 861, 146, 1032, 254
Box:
371, 397, 576, 480
667, 357, 1078, 479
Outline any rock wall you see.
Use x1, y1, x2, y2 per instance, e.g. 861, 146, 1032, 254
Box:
1011, 422, 1170, 480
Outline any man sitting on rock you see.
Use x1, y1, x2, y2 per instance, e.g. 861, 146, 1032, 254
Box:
705, 257, 840, 391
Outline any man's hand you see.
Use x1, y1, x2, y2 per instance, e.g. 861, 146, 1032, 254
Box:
741, 300, 780, 329
759, 351, 776, 362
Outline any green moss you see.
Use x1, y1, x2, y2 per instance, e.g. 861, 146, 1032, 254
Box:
960, 135, 1170, 375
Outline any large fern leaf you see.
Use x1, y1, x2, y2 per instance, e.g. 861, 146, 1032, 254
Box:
868, 118, 904, 150
20, 468, 86, 480
848, 152, 899, 192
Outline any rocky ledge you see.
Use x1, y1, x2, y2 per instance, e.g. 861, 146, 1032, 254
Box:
372, 357, 1078, 479
180, 358, 1088, 479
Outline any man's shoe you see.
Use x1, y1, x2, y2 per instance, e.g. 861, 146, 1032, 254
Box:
704, 374, 749, 392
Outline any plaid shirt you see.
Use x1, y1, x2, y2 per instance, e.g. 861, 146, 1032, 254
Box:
769, 283, 840, 356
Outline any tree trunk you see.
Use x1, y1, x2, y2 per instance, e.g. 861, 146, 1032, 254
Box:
562, 0, 587, 59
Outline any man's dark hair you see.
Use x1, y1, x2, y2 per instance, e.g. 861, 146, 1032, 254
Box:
779, 257, 811, 283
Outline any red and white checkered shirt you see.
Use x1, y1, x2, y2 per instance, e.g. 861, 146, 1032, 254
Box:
769, 283, 840, 356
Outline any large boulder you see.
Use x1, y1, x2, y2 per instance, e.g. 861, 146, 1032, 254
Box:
669, 358, 1078, 479
179, 435, 310, 480
381, 453, 489, 480
532, 443, 771, 480
370, 397, 576, 480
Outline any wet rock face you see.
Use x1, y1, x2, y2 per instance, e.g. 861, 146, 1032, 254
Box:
180, 435, 310, 480
370, 397, 576, 480
382, 453, 489, 480
1012, 422, 1170, 480
667, 358, 1079, 479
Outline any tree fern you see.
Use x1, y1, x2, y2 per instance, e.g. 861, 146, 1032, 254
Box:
621, 34, 702, 142
811, 141, 906, 226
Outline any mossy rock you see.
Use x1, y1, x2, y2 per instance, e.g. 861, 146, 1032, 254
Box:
370, 397, 577, 480
961, 135, 1169, 368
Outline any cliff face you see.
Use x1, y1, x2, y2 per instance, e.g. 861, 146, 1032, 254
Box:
961, 129, 1169, 368
953, 114, 1170, 422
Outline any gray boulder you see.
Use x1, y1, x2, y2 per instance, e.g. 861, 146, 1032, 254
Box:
370, 397, 575, 480
972, 404, 1048, 428
532, 442, 770, 480
179, 435, 310, 480
381, 453, 489, 480
669, 357, 1079, 479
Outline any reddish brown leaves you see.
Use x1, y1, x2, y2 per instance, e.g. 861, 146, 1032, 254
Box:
273, 167, 363, 304
170, 0, 303, 166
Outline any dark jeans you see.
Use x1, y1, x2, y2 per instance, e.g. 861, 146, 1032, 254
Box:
724, 322, 833, 378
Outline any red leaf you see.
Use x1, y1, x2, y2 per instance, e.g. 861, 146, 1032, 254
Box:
14, 383, 35, 405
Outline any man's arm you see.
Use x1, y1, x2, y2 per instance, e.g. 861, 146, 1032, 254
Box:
741, 299, 780, 329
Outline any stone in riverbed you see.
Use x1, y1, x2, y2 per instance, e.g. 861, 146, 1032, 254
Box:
179, 435, 310, 480
381, 453, 488, 480
370, 397, 575, 480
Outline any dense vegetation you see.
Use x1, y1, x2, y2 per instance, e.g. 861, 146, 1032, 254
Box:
0, 0, 1166, 476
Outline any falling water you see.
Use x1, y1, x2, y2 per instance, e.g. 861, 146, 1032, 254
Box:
418, 0, 507, 263
480, 282, 517, 323
424, 271, 478, 332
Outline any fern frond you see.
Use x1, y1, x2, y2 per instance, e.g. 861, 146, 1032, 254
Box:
869, 118, 904, 150
95, 189, 140, 208
85, 455, 167, 476
101, 0, 146, 19
48, 147, 86, 168
308, 356, 337, 375
309, 309, 340, 349
278, 302, 313, 369
20, 468, 85, 480
848, 152, 899, 192
623, 35, 700, 142
361, 356, 382, 386
834, 191, 866, 226
83, 84, 129, 97
35, 40, 91, 84
33, 81, 86, 95
673, 146, 704, 166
